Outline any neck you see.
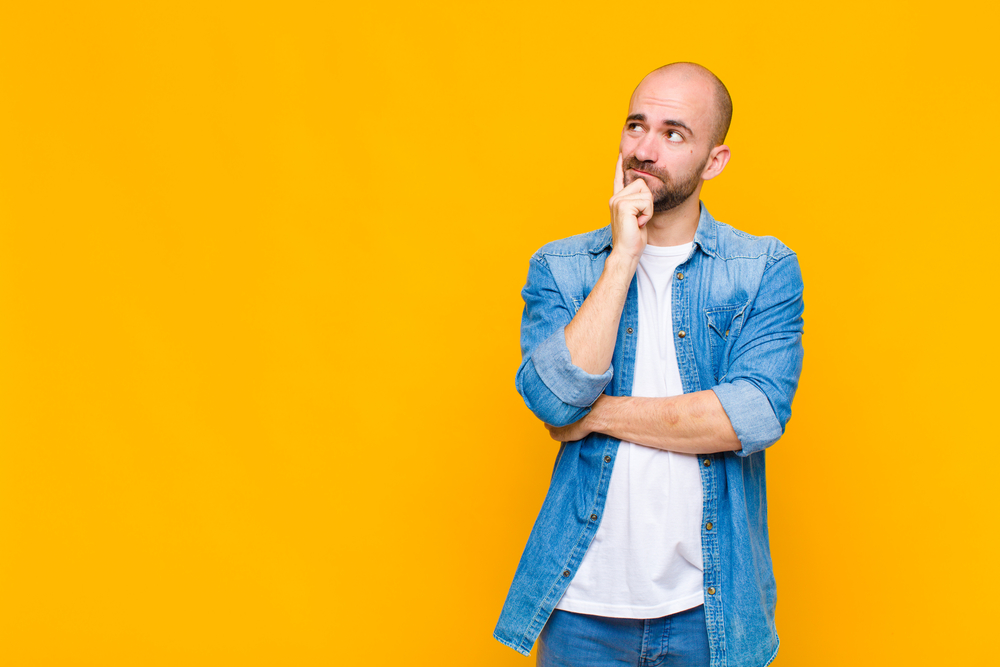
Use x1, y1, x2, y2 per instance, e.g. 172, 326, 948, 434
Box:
644, 192, 702, 246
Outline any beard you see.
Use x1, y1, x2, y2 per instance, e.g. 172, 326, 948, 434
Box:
622, 154, 709, 213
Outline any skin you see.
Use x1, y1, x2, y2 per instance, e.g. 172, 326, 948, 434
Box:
549, 64, 741, 455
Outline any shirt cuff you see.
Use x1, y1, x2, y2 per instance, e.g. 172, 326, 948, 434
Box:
712, 380, 783, 456
530, 325, 613, 408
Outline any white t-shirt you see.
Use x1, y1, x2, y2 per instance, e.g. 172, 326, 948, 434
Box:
555, 241, 705, 618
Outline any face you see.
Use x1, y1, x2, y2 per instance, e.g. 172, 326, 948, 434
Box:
620, 70, 718, 212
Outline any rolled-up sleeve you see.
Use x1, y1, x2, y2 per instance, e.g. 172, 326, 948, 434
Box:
712, 252, 804, 457
515, 256, 613, 427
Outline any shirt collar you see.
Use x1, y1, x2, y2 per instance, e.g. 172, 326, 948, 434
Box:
588, 201, 719, 257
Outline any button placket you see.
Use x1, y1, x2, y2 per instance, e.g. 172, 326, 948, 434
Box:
671, 261, 693, 391
699, 449, 720, 613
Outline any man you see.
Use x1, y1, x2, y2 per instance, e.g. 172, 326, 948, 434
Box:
494, 63, 805, 667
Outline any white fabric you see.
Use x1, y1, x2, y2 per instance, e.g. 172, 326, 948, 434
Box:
555, 241, 705, 618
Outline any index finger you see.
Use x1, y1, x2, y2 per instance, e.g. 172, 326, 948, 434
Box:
613, 153, 624, 195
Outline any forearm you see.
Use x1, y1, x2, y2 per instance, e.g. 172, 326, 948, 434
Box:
586, 391, 742, 454
563, 251, 637, 375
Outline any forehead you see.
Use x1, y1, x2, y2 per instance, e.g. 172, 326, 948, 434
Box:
628, 71, 715, 135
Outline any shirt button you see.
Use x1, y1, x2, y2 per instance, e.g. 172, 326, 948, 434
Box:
708, 587, 716, 595
705, 522, 713, 530
590, 514, 598, 521
678, 331, 686, 338
604, 455, 612, 463
627, 327, 633, 334
563, 570, 571, 577
677, 272, 684, 280
703, 459, 711, 467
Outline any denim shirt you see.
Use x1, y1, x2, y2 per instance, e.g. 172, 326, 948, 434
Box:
494, 204, 804, 667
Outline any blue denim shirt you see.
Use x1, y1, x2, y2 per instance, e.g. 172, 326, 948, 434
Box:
494, 204, 804, 667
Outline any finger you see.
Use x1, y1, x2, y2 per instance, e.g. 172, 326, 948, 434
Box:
636, 206, 652, 227
609, 184, 648, 209
615, 178, 649, 197
615, 194, 654, 213
613, 153, 624, 195
617, 191, 654, 203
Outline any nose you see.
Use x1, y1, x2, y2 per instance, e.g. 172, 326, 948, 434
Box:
631, 130, 657, 165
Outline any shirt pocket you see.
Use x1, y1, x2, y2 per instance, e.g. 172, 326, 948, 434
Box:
705, 302, 748, 383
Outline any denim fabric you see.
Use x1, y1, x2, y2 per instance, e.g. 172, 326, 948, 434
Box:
494, 204, 804, 667
537, 606, 711, 667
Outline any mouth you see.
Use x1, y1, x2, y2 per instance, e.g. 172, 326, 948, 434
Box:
629, 168, 659, 179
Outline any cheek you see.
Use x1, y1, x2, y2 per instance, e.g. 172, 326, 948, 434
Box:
620, 134, 642, 152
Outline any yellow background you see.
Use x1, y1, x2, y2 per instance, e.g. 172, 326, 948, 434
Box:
1, 1, 997, 665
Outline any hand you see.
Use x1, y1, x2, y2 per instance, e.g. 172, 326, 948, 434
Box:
544, 396, 609, 443
608, 178, 652, 262
545, 415, 594, 443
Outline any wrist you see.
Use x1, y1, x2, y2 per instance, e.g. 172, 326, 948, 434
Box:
587, 394, 613, 433
605, 249, 640, 278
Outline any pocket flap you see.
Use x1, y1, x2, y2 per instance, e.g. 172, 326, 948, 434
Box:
705, 303, 747, 339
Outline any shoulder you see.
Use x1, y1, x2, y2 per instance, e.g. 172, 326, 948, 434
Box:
530, 226, 612, 264
707, 218, 796, 269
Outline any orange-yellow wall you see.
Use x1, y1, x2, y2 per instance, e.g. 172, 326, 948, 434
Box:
1, 1, 997, 665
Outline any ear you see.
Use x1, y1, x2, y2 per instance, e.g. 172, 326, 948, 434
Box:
613, 153, 624, 194
701, 144, 731, 181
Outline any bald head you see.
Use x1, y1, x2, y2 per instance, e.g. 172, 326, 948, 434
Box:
632, 63, 733, 146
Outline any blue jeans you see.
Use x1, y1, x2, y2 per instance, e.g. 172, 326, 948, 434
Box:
536, 606, 710, 667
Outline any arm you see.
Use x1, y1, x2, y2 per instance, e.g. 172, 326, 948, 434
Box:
562, 253, 637, 374
545, 391, 741, 454
546, 253, 805, 455
563, 180, 652, 374
515, 180, 654, 427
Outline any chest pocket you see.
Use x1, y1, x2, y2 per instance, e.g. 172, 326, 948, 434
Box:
705, 302, 748, 382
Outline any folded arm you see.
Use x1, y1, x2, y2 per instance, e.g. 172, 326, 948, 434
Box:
544, 252, 805, 455
546, 391, 741, 454
516, 182, 653, 427
515, 254, 616, 427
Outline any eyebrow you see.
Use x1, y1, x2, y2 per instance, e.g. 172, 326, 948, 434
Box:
626, 113, 695, 137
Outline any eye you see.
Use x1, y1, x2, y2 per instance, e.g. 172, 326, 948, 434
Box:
626, 122, 645, 133
667, 130, 683, 142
